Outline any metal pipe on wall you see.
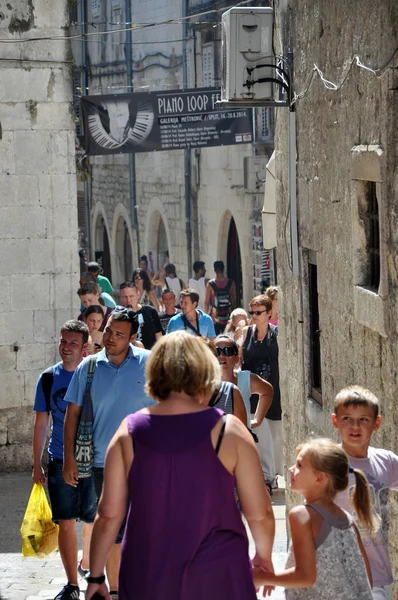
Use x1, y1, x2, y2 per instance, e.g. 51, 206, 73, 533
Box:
125, 0, 140, 262
183, 0, 192, 275
81, 0, 92, 259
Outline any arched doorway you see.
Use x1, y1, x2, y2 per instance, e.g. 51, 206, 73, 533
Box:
227, 217, 243, 307
158, 218, 168, 268
95, 215, 112, 281
115, 217, 133, 283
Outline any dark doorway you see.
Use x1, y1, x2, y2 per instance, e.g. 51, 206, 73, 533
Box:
227, 217, 243, 307
95, 218, 112, 281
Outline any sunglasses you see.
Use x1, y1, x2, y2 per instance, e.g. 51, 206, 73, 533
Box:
120, 281, 137, 290
134, 275, 142, 280
113, 306, 138, 321
215, 346, 238, 357
248, 309, 268, 316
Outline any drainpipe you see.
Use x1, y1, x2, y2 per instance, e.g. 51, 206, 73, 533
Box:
81, 0, 92, 258
125, 0, 140, 262
183, 0, 192, 274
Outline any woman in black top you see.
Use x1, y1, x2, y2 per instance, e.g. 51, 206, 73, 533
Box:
241, 294, 282, 486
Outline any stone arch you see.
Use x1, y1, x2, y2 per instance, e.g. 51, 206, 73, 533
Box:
144, 197, 172, 273
111, 203, 135, 286
92, 202, 112, 280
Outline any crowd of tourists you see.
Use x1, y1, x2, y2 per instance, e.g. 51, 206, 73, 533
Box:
31, 253, 398, 600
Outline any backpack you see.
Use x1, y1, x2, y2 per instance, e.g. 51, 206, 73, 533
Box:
41, 367, 55, 414
209, 279, 234, 324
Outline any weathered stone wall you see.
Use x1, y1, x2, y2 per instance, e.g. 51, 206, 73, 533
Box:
274, 0, 398, 591
0, 1, 79, 469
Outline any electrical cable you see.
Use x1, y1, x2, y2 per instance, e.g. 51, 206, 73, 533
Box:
292, 48, 398, 105
0, 0, 255, 44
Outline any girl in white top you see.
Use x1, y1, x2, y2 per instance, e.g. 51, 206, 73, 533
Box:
253, 438, 374, 600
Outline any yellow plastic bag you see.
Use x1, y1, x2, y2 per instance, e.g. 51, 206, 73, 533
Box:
20, 483, 59, 558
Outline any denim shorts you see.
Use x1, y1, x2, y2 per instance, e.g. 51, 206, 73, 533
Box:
92, 466, 127, 544
47, 458, 97, 523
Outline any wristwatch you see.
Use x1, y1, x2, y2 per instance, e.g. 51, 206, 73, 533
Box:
86, 574, 106, 584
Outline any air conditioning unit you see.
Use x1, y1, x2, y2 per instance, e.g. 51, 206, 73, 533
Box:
243, 156, 268, 194
221, 7, 274, 102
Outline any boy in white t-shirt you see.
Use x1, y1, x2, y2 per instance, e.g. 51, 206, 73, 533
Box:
332, 385, 398, 600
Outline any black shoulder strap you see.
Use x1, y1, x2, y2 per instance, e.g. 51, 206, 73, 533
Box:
208, 382, 222, 407
41, 367, 54, 414
215, 416, 227, 455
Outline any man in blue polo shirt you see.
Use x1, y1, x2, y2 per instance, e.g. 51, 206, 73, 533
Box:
167, 289, 216, 338
63, 307, 154, 597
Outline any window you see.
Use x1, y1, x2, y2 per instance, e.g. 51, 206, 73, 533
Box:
202, 44, 214, 88
359, 181, 380, 290
309, 262, 322, 405
351, 145, 387, 337
92, 0, 101, 18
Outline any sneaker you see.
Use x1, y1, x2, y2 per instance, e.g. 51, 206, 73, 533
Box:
54, 584, 80, 600
77, 560, 89, 579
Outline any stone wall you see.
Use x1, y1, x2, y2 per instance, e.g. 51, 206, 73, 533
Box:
274, 0, 398, 591
0, 1, 79, 470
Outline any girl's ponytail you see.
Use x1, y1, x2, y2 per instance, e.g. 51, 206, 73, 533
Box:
350, 467, 377, 534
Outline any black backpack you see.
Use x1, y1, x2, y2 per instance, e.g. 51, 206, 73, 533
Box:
41, 367, 54, 414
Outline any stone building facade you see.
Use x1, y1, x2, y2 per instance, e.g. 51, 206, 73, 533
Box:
75, 0, 274, 306
0, 1, 79, 469
274, 0, 398, 589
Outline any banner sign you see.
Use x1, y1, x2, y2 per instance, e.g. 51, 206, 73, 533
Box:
81, 88, 252, 155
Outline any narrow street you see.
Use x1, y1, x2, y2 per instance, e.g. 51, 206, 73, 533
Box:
0, 473, 287, 600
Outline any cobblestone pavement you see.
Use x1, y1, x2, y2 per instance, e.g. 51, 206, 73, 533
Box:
0, 473, 287, 600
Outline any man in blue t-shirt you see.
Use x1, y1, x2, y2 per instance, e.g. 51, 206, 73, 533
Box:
63, 307, 154, 596
167, 289, 216, 338
33, 320, 97, 600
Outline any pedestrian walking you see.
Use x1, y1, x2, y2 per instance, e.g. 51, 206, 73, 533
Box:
188, 260, 208, 309
241, 295, 282, 487
152, 263, 186, 299
264, 285, 279, 326
83, 306, 104, 349
32, 320, 97, 600
332, 386, 398, 600
139, 255, 154, 280
87, 261, 114, 297
131, 268, 160, 311
225, 308, 249, 347
204, 261, 236, 334
157, 289, 181, 331
214, 335, 273, 431
63, 308, 154, 597
167, 289, 216, 338
84, 332, 275, 600
254, 438, 373, 600
77, 283, 113, 331
119, 281, 163, 349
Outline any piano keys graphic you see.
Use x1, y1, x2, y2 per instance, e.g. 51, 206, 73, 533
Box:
86, 100, 155, 152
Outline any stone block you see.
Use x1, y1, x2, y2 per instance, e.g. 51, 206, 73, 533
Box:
0, 205, 47, 239
48, 131, 75, 175
0, 346, 17, 373
53, 239, 79, 274
0, 102, 32, 131
29, 239, 56, 275
7, 408, 35, 444
0, 311, 34, 345
51, 173, 78, 206
0, 240, 31, 275
33, 310, 58, 344
0, 68, 52, 103
11, 274, 51, 311
0, 371, 25, 409
0, 441, 31, 471
50, 273, 80, 311
0, 429, 7, 445
45, 342, 58, 366
0, 277, 11, 312
0, 131, 16, 174
33, 102, 74, 132
16, 343, 47, 372
15, 131, 50, 175
48, 205, 79, 240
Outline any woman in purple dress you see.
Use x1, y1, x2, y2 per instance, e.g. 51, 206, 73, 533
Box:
85, 331, 275, 600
